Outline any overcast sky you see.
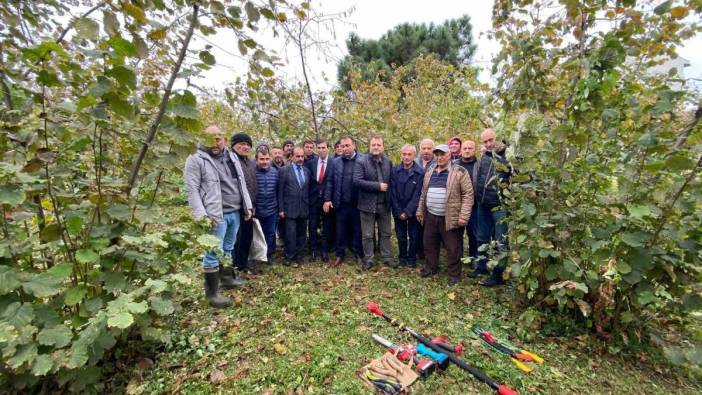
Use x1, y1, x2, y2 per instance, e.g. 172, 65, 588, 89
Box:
189, 0, 702, 92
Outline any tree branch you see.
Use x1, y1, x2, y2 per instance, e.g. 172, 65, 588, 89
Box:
125, 4, 199, 198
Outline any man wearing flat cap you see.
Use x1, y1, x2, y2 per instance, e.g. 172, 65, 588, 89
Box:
416, 144, 474, 287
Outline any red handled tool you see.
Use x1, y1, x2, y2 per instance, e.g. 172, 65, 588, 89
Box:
368, 302, 518, 395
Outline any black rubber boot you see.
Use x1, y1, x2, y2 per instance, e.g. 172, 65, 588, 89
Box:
219, 266, 245, 289
204, 269, 232, 308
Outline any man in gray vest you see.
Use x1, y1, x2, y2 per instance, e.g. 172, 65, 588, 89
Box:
184, 125, 253, 308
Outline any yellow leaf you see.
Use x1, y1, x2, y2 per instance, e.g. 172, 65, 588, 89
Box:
273, 342, 288, 354
448, 292, 456, 301
670, 7, 689, 19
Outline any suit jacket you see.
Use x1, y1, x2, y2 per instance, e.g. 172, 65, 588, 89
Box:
305, 155, 334, 208
278, 163, 311, 219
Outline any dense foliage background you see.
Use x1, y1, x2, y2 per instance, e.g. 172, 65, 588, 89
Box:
0, 0, 700, 391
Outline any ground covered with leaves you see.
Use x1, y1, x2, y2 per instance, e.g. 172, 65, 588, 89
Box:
119, 260, 700, 395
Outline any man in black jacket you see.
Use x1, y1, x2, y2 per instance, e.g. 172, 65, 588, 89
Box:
323, 136, 363, 266
231, 133, 258, 274
278, 147, 311, 266
455, 139, 480, 261
354, 135, 393, 270
470, 128, 513, 287
305, 139, 333, 262
390, 144, 423, 268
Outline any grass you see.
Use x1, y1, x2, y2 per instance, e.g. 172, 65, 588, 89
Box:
124, 258, 701, 395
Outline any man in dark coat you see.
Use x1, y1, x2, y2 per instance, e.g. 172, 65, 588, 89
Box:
305, 139, 334, 262
231, 132, 258, 274
470, 128, 513, 287
455, 139, 480, 261
354, 135, 393, 270
278, 147, 311, 266
390, 144, 423, 269
323, 136, 363, 266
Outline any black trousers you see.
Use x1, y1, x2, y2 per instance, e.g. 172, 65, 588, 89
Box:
234, 215, 253, 270
335, 204, 362, 258
285, 217, 307, 261
394, 215, 419, 264
308, 201, 333, 254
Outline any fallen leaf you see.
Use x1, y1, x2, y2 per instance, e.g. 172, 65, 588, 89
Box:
209, 369, 225, 385
262, 389, 275, 395
448, 292, 456, 301
274, 342, 288, 354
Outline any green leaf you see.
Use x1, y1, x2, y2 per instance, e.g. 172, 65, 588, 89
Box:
106, 204, 132, 221
243, 38, 257, 49
32, 354, 53, 376
682, 294, 702, 310
65, 215, 84, 235
228, 6, 241, 18
74, 17, 99, 40
7, 343, 38, 369
107, 36, 138, 57
171, 103, 199, 119
126, 301, 148, 314
654, 0, 672, 15
105, 92, 134, 118
149, 296, 174, 316
37, 324, 73, 348
617, 261, 632, 274
40, 223, 61, 243
627, 204, 650, 220
638, 291, 657, 306
620, 232, 648, 247
22, 272, 63, 297
133, 35, 149, 58
64, 285, 88, 305
107, 311, 134, 329
665, 153, 695, 171
260, 8, 275, 20
0, 185, 26, 206
102, 272, 127, 292
0, 265, 20, 294
245, 2, 260, 22
199, 50, 216, 65
106, 65, 136, 89
261, 67, 274, 77
47, 262, 73, 279
238, 40, 248, 56
76, 249, 99, 264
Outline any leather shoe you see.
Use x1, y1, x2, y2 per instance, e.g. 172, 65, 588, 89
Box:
448, 276, 460, 286
321, 251, 329, 262
467, 268, 489, 278
419, 268, 438, 278
333, 257, 343, 266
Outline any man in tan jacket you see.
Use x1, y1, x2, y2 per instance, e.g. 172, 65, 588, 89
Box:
416, 144, 474, 286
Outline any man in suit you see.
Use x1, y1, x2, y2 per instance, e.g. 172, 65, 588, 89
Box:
305, 139, 333, 262
278, 147, 311, 266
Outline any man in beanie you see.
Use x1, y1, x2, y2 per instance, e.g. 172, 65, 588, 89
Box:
184, 125, 251, 308
231, 132, 258, 274
448, 136, 462, 162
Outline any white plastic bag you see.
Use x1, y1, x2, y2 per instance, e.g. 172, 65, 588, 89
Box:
249, 218, 268, 262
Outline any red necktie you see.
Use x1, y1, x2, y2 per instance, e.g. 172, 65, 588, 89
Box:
318, 159, 325, 184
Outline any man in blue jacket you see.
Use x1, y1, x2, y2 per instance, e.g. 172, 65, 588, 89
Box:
278, 147, 311, 266
470, 128, 513, 287
254, 146, 279, 265
323, 136, 363, 266
390, 144, 424, 269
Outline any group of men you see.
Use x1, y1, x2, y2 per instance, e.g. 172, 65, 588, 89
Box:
184, 125, 512, 308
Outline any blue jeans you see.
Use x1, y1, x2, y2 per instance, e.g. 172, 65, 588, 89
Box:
256, 213, 278, 259
475, 205, 509, 274
202, 211, 241, 269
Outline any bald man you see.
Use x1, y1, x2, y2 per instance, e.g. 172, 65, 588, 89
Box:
184, 125, 252, 308
469, 128, 513, 287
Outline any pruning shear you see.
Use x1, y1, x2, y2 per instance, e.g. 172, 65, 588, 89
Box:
471, 326, 544, 373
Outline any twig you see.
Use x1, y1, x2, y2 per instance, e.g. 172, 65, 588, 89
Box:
126, 4, 199, 198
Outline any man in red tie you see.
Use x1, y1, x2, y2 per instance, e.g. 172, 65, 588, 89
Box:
305, 139, 334, 262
